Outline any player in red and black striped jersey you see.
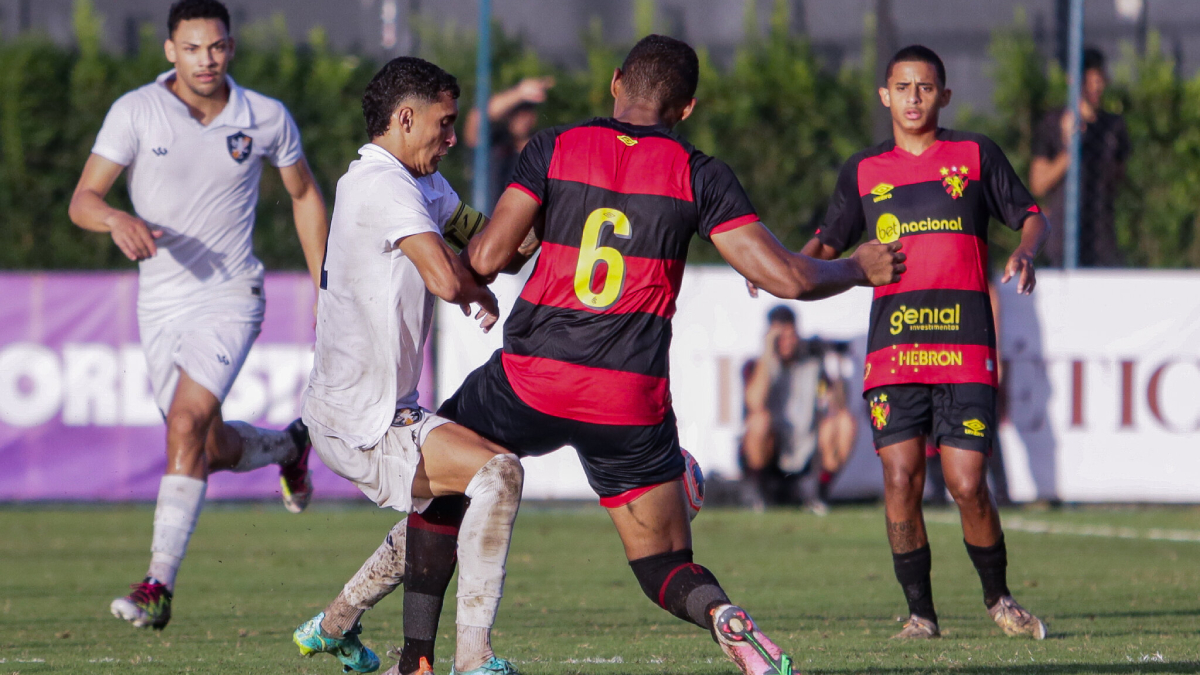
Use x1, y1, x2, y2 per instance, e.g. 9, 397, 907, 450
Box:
803, 46, 1049, 641
377, 36, 906, 675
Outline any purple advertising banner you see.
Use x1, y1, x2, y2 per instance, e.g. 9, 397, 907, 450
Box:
0, 272, 434, 501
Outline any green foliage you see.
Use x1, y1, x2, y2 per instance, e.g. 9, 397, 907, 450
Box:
1, 2, 1195, 270
967, 12, 1199, 268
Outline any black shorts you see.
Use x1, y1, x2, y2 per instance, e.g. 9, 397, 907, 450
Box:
865, 383, 996, 453
437, 351, 685, 500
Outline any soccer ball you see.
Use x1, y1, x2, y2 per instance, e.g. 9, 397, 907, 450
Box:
681, 448, 704, 521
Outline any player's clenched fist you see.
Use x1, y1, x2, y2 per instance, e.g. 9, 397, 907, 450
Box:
107, 212, 163, 261
851, 239, 906, 286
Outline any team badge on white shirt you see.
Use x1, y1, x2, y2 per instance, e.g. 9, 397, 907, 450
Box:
226, 131, 253, 164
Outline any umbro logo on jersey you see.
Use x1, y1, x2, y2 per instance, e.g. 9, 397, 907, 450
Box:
870, 183, 894, 202
226, 131, 253, 164
616, 135, 638, 147
152, 147, 168, 156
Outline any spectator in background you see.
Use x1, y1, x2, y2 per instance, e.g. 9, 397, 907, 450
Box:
465, 76, 555, 210
740, 306, 856, 514
1030, 47, 1130, 267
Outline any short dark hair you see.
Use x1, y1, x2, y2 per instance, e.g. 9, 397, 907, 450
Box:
767, 305, 796, 326
1083, 47, 1106, 74
362, 57, 461, 139
619, 35, 699, 109
885, 45, 946, 88
168, 0, 230, 37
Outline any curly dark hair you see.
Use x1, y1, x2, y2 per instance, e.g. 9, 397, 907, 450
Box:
362, 57, 460, 139
168, 0, 230, 36
619, 35, 699, 109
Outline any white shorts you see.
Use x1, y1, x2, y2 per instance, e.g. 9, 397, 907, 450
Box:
312, 408, 451, 513
139, 291, 264, 415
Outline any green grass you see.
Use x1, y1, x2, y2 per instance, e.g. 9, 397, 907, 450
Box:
3, 503, 1200, 674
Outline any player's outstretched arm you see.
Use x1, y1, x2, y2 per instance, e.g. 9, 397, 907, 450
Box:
1001, 213, 1050, 295
68, 154, 163, 261
713, 222, 905, 301
464, 186, 541, 279
279, 159, 329, 293
399, 232, 500, 329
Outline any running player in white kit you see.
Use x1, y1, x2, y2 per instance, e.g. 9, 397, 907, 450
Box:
291, 56, 524, 675
67, 0, 328, 630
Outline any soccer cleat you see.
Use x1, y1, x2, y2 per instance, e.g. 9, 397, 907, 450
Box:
110, 578, 172, 629
281, 418, 314, 514
988, 595, 1048, 639
712, 605, 796, 675
294, 612, 381, 673
449, 656, 520, 675
891, 614, 940, 639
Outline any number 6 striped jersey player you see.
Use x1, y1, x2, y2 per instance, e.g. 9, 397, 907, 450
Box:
376, 35, 907, 675
801, 45, 1050, 640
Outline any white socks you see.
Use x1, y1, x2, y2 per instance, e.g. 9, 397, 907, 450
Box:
320, 518, 409, 637
454, 454, 523, 671
227, 421, 299, 473
147, 475, 206, 590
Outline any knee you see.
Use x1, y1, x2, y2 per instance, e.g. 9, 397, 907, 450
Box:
166, 409, 207, 444
478, 453, 523, 499
947, 474, 989, 508
883, 464, 922, 499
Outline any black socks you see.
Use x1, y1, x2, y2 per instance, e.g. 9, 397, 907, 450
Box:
892, 545, 937, 624
965, 536, 1010, 609
629, 548, 730, 632
399, 495, 467, 675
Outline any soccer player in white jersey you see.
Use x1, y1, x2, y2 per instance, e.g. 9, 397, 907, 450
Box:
67, 0, 328, 630
291, 56, 524, 675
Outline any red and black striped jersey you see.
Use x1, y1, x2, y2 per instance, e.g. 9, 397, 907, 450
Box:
502, 117, 758, 425
817, 128, 1040, 392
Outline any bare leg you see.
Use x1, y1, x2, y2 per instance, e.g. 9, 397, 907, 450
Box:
879, 438, 938, 630
940, 445, 1001, 547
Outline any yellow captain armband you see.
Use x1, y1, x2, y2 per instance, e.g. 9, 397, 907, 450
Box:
443, 202, 488, 251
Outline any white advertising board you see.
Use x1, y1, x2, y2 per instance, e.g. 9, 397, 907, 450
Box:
437, 267, 1200, 503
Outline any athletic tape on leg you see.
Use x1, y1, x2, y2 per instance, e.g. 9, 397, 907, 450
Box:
149, 475, 206, 588
455, 454, 523, 628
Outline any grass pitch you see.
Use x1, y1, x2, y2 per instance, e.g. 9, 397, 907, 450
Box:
3, 502, 1200, 674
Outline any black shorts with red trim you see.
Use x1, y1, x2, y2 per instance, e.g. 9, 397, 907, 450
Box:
865, 383, 996, 453
437, 350, 685, 501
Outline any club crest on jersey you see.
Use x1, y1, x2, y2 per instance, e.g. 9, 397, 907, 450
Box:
941, 165, 969, 199
616, 134, 638, 147
226, 132, 253, 164
870, 393, 890, 430
391, 408, 424, 427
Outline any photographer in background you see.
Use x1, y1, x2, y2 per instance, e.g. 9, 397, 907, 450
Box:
740, 306, 856, 513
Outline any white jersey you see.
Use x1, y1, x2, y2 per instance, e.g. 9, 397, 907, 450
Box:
302, 144, 461, 449
92, 70, 304, 323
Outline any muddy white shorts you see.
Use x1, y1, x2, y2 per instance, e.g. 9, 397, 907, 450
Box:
311, 407, 451, 513
138, 288, 264, 415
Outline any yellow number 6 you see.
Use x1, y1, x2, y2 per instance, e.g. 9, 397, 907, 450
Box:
573, 208, 631, 310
